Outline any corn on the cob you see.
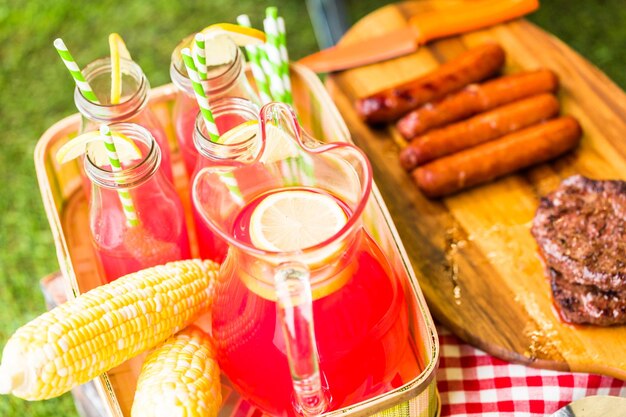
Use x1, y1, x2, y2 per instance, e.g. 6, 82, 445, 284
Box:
131, 326, 221, 417
0, 259, 219, 401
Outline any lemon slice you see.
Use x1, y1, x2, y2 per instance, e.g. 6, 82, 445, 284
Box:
109, 33, 132, 104
250, 189, 347, 254
217, 120, 300, 163
201, 23, 266, 46
56, 131, 142, 167
219, 120, 259, 145
262, 124, 301, 163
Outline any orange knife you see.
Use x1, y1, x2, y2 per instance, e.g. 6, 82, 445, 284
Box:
298, 0, 538, 73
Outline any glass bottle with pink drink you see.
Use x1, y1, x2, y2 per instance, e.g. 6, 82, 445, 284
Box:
86, 123, 190, 283
190, 97, 260, 263
76, 57, 174, 182
193, 103, 417, 416
170, 34, 258, 177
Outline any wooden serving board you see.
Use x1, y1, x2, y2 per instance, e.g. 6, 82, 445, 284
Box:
326, 1, 626, 379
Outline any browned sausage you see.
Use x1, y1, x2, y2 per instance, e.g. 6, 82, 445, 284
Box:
399, 93, 561, 171
355, 43, 506, 124
396, 69, 559, 139
413, 116, 582, 198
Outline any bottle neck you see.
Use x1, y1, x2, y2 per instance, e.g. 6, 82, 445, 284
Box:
170, 34, 244, 99
85, 123, 161, 189
193, 98, 260, 163
75, 58, 150, 123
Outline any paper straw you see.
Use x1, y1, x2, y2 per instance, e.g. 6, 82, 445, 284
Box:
100, 125, 139, 227
53, 38, 99, 103
237, 14, 273, 104
263, 9, 287, 103
236, 14, 255, 62
217, 171, 244, 205
181, 48, 220, 143
193, 33, 208, 80
277, 17, 293, 105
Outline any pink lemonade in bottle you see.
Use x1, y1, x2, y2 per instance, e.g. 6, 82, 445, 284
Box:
87, 123, 190, 283
77, 57, 174, 183
170, 34, 257, 177
190, 98, 261, 262
211, 188, 412, 416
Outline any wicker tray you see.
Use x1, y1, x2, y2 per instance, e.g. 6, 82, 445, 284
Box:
34, 63, 440, 417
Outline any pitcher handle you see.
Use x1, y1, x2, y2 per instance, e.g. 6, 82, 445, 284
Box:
274, 262, 328, 416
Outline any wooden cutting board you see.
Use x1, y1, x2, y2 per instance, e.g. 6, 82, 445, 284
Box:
326, 1, 626, 379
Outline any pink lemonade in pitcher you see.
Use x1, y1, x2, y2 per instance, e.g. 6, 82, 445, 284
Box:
212, 187, 412, 416
87, 124, 191, 283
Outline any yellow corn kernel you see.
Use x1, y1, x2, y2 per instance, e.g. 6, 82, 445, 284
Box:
0, 259, 219, 401
131, 326, 221, 417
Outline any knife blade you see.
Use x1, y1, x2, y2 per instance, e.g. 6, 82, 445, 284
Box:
550, 395, 626, 417
298, 0, 539, 73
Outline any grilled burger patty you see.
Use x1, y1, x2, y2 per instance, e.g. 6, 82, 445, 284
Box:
531, 175, 626, 291
550, 268, 626, 326
531, 175, 626, 325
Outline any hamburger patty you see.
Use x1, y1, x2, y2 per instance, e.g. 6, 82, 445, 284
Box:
532, 175, 626, 325
531, 175, 626, 291
550, 268, 626, 326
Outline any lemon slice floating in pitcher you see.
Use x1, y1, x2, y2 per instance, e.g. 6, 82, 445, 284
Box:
56, 131, 142, 167
250, 189, 347, 253
244, 190, 353, 301
109, 33, 132, 105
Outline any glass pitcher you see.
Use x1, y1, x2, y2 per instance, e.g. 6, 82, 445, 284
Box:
192, 103, 410, 416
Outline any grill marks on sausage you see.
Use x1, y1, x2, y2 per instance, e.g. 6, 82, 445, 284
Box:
355, 43, 506, 124
412, 117, 582, 198
399, 93, 561, 171
396, 69, 560, 140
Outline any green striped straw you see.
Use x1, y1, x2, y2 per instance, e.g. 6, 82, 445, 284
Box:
193, 33, 208, 80
259, 46, 283, 102
217, 171, 244, 205
181, 47, 220, 143
263, 8, 287, 103
276, 16, 293, 105
53, 38, 99, 103
236, 14, 255, 61
237, 14, 273, 104
100, 125, 139, 227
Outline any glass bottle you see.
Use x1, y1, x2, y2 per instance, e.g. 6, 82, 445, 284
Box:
76, 57, 174, 182
170, 34, 258, 177
190, 97, 260, 263
85, 123, 190, 283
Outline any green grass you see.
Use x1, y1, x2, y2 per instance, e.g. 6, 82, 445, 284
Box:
1, 1, 624, 416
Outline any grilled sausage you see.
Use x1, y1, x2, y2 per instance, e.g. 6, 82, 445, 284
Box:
396, 69, 559, 139
399, 93, 561, 170
355, 43, 506, 124
413, 116, 582, 198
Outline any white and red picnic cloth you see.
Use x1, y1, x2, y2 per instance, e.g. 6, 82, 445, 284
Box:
436, 327, 626, 416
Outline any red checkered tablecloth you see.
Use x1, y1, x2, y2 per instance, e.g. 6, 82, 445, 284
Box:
436, 327, 626, 416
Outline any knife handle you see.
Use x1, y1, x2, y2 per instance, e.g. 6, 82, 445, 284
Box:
410, 0, 539, 44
